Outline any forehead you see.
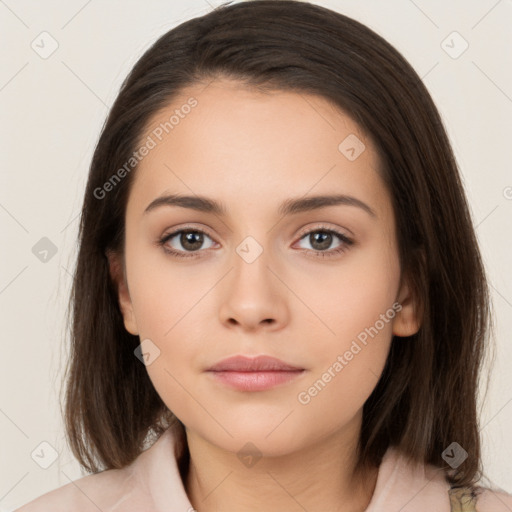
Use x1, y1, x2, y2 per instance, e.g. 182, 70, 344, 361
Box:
127, 78, 387, 219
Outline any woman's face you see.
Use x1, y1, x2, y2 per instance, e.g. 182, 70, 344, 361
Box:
110, 78, 419, 456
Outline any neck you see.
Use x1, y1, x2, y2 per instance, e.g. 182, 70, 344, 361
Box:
183, 415, 378, 512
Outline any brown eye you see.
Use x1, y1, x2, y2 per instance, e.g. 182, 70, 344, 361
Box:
307, 231, 334, 251
159, 229, 216, 258
179, 231, 205, 251
295, 228, 353, 258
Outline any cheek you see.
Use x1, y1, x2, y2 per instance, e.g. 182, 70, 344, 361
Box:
125, 251, 211, 404
293, 242, 399, 407
131, 272, 205, 424
127, 245, 210, 339
301, 240, 400, 351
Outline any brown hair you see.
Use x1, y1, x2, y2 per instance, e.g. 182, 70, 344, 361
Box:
61, 0, 493, 489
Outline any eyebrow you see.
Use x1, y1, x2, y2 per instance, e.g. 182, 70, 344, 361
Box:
144, 193, 377, 218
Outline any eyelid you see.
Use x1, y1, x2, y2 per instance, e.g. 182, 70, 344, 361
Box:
295, 222, 352, 240
161, 222, 352, 244
161, 223, 217, 240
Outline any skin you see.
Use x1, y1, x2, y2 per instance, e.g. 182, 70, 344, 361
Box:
108, 78, 420, 512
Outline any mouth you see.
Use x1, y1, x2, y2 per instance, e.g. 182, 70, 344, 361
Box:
207, 354, 304, 372
206, 355, 305, 392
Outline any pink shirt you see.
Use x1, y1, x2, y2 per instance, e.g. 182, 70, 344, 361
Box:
14, 427, 512, 511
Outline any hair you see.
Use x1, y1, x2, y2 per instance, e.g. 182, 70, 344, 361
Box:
61, 0, 493, 490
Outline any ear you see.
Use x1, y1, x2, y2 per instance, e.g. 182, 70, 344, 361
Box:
106, 249, 139, 336
392, 275, 422, 337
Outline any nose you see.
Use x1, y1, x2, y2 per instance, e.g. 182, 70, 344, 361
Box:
218, 245, 289, 332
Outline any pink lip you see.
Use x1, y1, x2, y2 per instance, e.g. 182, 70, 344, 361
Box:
206, 355, 305, 391
207, 355, 303, 372
209, 370, 304, 391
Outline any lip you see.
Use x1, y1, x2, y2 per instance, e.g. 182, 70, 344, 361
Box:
207, 355, 303, 372
206, 355, 305, 392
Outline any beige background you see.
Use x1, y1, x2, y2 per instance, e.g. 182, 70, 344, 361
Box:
1, 0, 511, 509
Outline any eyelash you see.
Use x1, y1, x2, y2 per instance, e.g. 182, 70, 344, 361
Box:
157, 224, 354, 260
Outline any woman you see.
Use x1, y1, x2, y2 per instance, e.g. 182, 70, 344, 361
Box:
16, 1, 512, 510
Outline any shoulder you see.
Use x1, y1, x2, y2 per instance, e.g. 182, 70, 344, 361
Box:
12, 427, 187, 511
13, 466, 139, 512
370, 447, 512, 512
370, 448, 453, 511
473, 485, 512, 511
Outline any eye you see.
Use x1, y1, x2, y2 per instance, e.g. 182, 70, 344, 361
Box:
294, 226, 354, 258
157, 225, 354, 259
158, 228, 217, 258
